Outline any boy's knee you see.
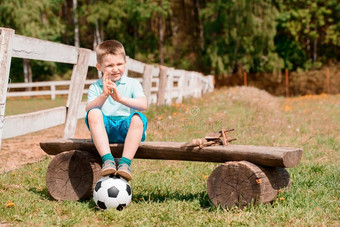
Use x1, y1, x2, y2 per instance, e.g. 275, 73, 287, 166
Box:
130, 114, 143, 128
87, 108, 103, 124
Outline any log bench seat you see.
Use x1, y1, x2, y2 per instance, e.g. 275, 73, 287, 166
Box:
40, 138, 303, 208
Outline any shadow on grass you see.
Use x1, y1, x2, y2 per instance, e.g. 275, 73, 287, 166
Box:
29, 187, 55, 201
28, 186, 216, 211
82, 191, 215, 211
132, 191, 215, 210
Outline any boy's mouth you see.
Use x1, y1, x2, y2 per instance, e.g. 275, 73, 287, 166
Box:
109, 72, 121, 81
111, 71, 120, 76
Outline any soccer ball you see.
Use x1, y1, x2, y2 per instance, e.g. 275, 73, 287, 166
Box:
93, 175, 132, 210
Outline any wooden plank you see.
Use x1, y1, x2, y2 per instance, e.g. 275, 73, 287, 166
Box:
64, 48, 91, 139
12, 34, 79, 64
88, 50, 97, 67
7, 90, 69, 97
7, 88, 92, 98
157, 65, 168, 106
0, 28, 15, 148
8, 79, 96, 88
151, 65, 160, 77
3, 107, 66, 139
142, 64, 153, 104
126, 57, 145, 74
77, 101, 87, 119
40, 138, 303, 168
175, 70, 185, 103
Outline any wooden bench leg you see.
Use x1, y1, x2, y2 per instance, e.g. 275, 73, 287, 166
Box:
46, 150, 102, 201
207, 161, 291, 208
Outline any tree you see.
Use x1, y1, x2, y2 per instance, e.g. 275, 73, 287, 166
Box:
0, 0, 65, 82
275, 0, 340, 70
201, 0, 283, 79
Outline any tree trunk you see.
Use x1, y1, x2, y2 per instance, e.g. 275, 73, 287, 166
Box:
23, 59, 32, 91
73, 0, 80, 47
93, 19, 101, 49
158, 13, 165, 65
94, 19, 102, 78
207, 161, 291, 208
313, 22, 318, 62
194, 0, 204, 51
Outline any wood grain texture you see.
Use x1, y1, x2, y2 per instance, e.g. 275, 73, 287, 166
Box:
207, 161, 290, 208
40, 138, 302, 168
157, 65, 168, 106
142, 64, 153, 104
63, 48, 91, 139
3, 107, 66, 139
46, 150, 101, 201
0, 28, 14, 147
12, 34, 79, 64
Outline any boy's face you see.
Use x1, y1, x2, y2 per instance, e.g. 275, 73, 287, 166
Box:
96, 54, 126, 82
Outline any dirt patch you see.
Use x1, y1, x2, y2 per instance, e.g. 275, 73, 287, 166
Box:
224, 86, 280, 111
0, 120, 91, 173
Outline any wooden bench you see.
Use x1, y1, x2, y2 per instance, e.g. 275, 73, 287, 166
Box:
40, 139, 302, 208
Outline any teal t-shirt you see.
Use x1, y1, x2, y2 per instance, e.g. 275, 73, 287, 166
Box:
87, 74, 145, 121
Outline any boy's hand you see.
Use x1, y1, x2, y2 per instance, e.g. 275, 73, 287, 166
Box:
102, 72, 111, 97
107, 80, 123, 102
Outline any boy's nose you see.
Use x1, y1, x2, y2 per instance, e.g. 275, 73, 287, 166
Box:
111, 67, 119, 73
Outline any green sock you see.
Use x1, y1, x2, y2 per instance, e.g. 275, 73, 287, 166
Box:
119, 157, 132, 166
102, 153, 115, 163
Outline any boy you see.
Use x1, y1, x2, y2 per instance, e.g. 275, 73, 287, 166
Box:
85, 40, 148, 181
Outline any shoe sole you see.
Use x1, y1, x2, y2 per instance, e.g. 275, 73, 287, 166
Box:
116, 170, 132, 181
101, 168, 117, 176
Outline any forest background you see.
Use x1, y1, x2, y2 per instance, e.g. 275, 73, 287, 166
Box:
0, 0, 339, 96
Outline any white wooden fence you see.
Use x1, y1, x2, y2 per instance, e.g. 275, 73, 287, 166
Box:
7, 80, 97, 100
0, 27, 214, 149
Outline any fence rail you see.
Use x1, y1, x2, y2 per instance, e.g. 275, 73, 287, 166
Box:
0, 27, 214, 148
7, 80, 97, 100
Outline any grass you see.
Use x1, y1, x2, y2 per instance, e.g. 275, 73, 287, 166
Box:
1, 88, 339, 226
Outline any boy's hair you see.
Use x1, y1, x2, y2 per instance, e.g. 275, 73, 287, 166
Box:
96, 40, 126, 64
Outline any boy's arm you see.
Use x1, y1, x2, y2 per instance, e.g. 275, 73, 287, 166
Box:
85, 93, 108, 112
107, 79, 147, 111
117, 96, 147, 111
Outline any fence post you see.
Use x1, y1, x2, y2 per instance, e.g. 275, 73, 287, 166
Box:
64, 48, 91, 139
157, 65, 168, 106
326, 67, 330, 94
243, 71, 248, 86
176, 70, 185, 103
285, 69, 289, 97
0, 28, 14, 149
207, 75, 215, 92
51, 84, 56, 100
142, 64, 153, 106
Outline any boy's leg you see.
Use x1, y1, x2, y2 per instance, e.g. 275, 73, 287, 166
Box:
116, 114, 144, 181
87, 108, 116, 176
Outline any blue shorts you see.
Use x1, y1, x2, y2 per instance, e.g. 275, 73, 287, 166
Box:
85, 108, 148, 143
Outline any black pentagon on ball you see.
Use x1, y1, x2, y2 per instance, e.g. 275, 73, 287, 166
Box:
97, 200, 107, 210
116, 204, 126, 211
107, 186, 119, 198
94, 181, 102, 192
126, 184, 132, 196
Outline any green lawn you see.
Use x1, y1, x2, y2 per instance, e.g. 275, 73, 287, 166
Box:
5, 95, 87, 116
1, 88, 339, 226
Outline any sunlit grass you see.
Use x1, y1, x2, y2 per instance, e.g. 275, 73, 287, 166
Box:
1, 88, 339, 226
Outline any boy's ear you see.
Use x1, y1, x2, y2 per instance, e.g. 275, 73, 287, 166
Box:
96, 63, 101, 72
